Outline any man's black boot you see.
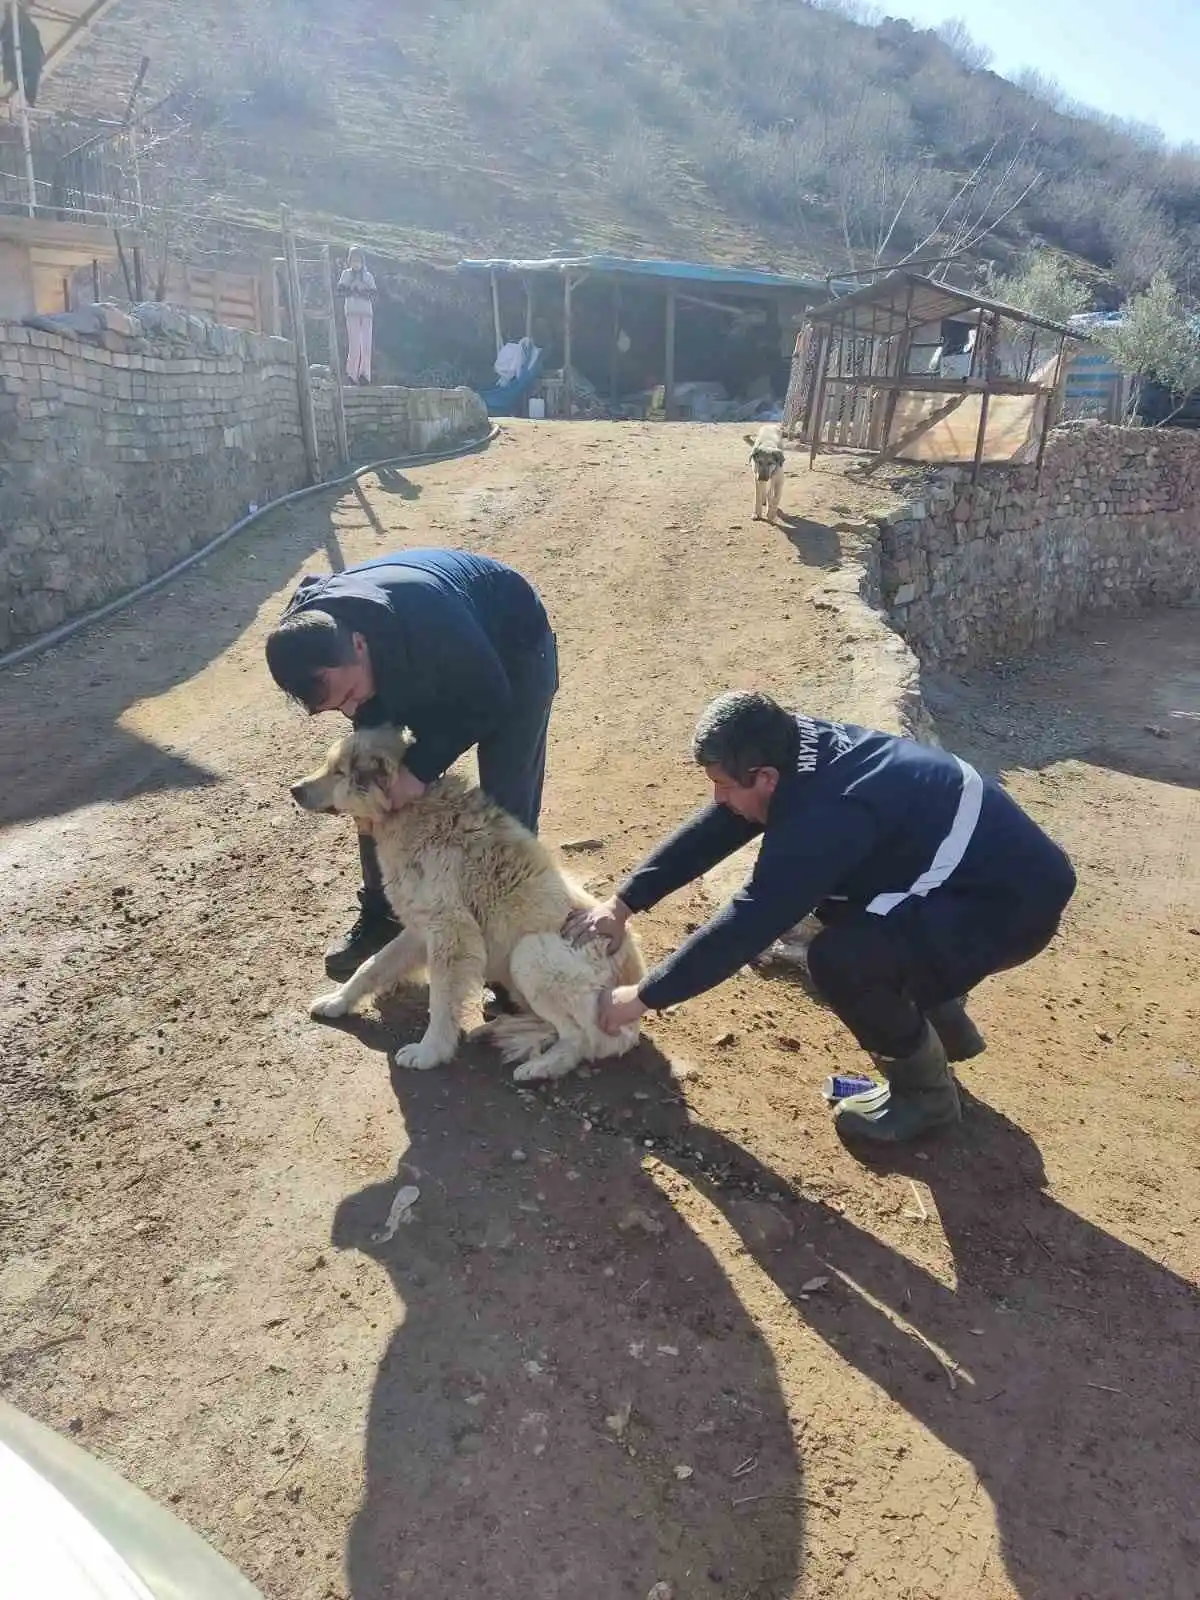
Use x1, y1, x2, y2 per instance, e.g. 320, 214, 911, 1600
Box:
324, 894, 402, 980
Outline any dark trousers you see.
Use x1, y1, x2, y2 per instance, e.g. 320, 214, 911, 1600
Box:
359, 631, 559, 917
805, 892, 1066, 1059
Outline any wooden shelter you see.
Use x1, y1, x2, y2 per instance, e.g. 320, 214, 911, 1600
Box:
459, 255, 847, 419
787, 271, 1084, 480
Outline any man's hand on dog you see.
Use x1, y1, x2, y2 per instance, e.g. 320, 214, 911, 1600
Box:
386, 768, 427, 810
562, 896, 630, 953
598, 984, 647, 1035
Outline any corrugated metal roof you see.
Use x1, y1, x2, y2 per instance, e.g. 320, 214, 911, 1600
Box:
1, 1, 120, 100
458, 255, 844, 295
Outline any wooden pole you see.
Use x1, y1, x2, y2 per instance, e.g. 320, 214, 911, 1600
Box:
490, 270, 503, 355
971, 387, 991, 484
664, 288, 676, 420
808, 324, 832, 468
1034, 334, 1068, 485
132, 246, 144, 303
322, 242, 351, 468
609, 281, 621, 408
91, 259, 101, 303
563, 272, 574, 419
9, 2, 37, 217
524, 276, 534, 341
281, 206, 322, 485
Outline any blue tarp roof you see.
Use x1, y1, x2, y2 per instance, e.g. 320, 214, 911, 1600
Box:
458, 255, 844, 295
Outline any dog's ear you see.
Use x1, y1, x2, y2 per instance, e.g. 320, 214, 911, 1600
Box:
744, 433, 757, 446
350, 743, 395, 794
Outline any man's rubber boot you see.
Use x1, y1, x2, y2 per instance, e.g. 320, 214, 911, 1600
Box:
324, 897, 402, 980
926, 997, 986, 1062
834, 1023, 962, 1145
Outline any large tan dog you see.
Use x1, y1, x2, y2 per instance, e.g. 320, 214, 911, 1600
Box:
745, 424, 785, 524
290, 728, 645, 1082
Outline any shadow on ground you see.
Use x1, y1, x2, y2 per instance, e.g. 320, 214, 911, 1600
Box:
0, 483, 385, 829
329, 997, 1200, 1600
331, 995, 802, 1599
925, 608, 1200, 794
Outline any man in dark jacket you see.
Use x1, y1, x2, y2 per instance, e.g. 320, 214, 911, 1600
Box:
571, 690, 1076, 1145
266, 549, 557, 978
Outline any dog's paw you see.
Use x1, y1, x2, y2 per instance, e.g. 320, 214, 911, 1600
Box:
310, 990, 350, 1020
512, 1054, 575, 1084
394, 1037, 454, 1072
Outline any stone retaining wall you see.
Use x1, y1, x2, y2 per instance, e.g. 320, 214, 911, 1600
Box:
0, 306, 490, 655
312, 380, 489, 467
874, 424, 1200, 666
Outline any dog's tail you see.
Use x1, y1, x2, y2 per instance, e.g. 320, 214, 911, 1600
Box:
477, 1012, 559, 1065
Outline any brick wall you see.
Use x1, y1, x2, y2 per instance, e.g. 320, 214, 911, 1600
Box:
873, 424, 1200, 666
0, 309, 489, 655
0, 309, 305, 652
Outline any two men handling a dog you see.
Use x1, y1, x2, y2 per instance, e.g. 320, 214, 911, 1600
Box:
267, 557, 1074, 1148
572, 690, 1076, 1147
265, 548, 557, 991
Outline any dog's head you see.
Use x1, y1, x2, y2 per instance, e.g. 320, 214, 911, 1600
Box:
290, 726, 415, 820
749, 448, 784, 480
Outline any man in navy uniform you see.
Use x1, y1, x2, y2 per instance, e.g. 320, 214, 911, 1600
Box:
266, 549, 557, 980
573, 690, 1075, 1145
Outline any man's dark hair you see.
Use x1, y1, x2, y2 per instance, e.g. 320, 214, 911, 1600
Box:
691, 690, 799, 784
265, 609, 356, 711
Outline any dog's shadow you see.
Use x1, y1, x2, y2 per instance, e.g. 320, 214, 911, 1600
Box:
774, 512, 841, 569
326, 992, 1200, 1599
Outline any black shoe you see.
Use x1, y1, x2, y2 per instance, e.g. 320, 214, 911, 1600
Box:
926, 998, 986, 1062
324, 907, 402, 980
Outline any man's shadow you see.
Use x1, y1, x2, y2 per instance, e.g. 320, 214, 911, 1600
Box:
581, 1050, 1200, 1600
331, 997, 804, 1600
331, 1001, 1200, 1600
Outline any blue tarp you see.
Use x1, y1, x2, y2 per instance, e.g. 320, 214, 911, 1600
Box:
458, 254, 846, 295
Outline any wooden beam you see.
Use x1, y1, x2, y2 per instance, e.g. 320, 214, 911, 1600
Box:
524, 275, 533, 341
1034, 333, 1068, 484
610, 281, 621, 407
281, 205, 321, 485
490, 270, 503, 356
863, 393, 968, 473
674, 291, 746, 317
808, 326, 831, 468
664, 288, 676, 420
322, 242, 350, 469
971, 387, 991, 484
8, 3, 36, 217
563, 273, 574, 419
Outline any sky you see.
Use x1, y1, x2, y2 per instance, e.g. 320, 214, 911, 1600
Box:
882, 0, 1199, 147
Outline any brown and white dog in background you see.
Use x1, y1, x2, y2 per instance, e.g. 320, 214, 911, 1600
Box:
745, 425, 785, 524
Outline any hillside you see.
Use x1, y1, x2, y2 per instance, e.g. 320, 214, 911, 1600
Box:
36, 0, 1200, 297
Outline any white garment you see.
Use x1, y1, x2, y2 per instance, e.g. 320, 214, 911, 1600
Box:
345, 312, 373, 383
494, 337, 539, 384
338, 267, 376, 318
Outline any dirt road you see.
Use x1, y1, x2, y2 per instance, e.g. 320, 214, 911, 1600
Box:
2, 423, 1197, 1600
